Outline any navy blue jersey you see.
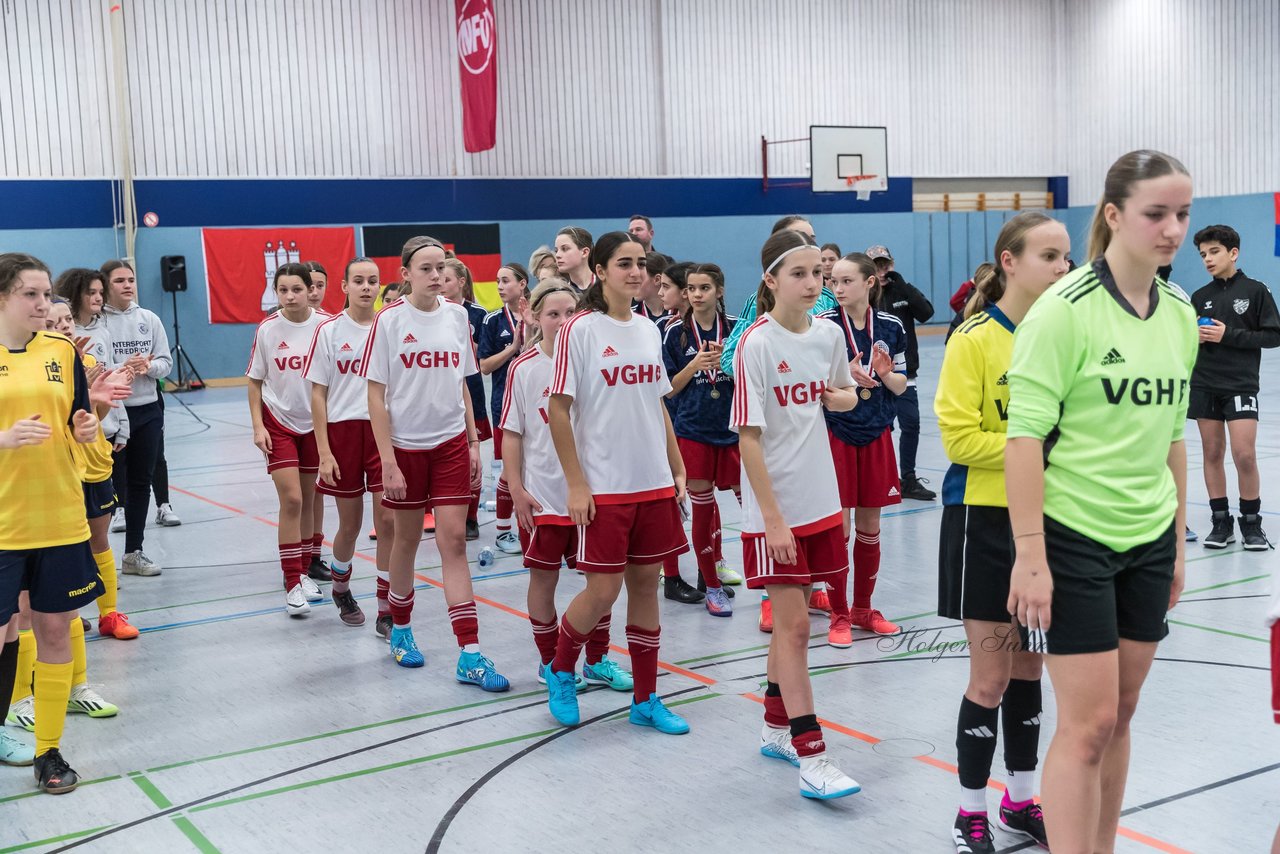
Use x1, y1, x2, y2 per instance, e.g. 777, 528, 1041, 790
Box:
820, 307, 907, 446
633, 300, 669, 324
662, 314, 738, 447
462, 300, 488, 423
655, 314, 679, 416
478, 305, 519, 419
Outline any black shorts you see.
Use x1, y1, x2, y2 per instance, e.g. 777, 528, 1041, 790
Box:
938, 504, 1015, 623
1187, 387, 1259, 421
1041, 516, 1175, 655
0, 540, 102, 624
83, 480, 118, 520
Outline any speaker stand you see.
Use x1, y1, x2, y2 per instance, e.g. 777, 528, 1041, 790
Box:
167, 287, 206, 392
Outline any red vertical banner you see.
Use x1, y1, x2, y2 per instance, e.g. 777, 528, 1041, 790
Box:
455, 0, 497, 153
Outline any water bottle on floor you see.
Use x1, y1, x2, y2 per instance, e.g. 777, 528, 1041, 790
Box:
477, 547, 496, 570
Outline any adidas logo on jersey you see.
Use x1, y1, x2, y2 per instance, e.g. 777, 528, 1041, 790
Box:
1100, 348, 1125, 366
500, 329, 511, 338
996, 372, 1008, 386
888, 486, 899, 497
403, 333, 419, 344
777, 361, 791, 374
277, 341, 290, 350
685, 346, 697, 356
601, 346, 619, 358
339, 343, 353, 352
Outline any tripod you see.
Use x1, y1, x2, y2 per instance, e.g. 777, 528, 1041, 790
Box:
168, 287, 205, 392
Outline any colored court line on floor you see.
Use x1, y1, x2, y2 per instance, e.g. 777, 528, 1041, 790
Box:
129, 773, 224, 853
1180, 573, 1270, 594
165, 481, 1193, 854
670, 609, 938, 665
0, 826, 116, 854
1166, 618, 1269, 643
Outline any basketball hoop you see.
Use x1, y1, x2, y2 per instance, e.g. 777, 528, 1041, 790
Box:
846, 174, 877, 200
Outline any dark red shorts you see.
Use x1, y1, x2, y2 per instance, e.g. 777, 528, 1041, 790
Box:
742, 520, 848, 589
519, 522, 578, 572
263, 406, 319, 475
475, 417, 493, 444
317, 419, 382, 497
577, 497, 689, 573
829, 427, 902, 509
382, 432, 472, 511
677, 437, 740, 491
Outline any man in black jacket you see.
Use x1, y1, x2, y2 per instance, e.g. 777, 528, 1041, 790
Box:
867, 245, 936, 500
1189, 224, 1280, 549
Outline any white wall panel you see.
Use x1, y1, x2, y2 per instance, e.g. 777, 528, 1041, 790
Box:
0, 0, 1276, 198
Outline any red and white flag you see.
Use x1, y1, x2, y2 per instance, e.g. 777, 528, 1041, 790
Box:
202, 227, 355, 324
456, 0, 497, 153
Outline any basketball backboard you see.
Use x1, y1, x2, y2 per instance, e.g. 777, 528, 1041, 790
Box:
810, 126, 888, 198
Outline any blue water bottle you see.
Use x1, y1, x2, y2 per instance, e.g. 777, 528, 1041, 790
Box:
1198, 317, 1215, 327
477, 547, 496, 571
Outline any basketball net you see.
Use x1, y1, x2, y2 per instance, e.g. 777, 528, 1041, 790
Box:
845, 174, 877, 201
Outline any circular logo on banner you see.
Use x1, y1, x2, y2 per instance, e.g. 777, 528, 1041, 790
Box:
142, 211, 159, 227
456, 0, 495, 75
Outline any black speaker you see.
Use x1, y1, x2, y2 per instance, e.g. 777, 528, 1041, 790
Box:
160, 255, 187, 293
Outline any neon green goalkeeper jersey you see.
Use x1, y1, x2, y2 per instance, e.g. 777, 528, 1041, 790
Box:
1006, 259, 1198, 551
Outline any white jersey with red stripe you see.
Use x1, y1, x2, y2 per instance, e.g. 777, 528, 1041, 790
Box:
361, 298, 478, 450
304, 310, 373, 423
730, 313, 853, 535
500, 346, 569, 523
246, 309, 324, 434
550, 310, 675, 504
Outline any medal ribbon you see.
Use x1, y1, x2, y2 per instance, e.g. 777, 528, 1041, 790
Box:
689, 313, 723, 388
839, 306, 875, 378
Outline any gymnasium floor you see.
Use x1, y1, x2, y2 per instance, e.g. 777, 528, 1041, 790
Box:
3, 334, 1277, 854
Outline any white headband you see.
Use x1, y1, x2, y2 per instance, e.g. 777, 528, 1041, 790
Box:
765, 243, 816, 275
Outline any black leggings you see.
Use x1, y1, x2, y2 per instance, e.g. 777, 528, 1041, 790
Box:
113, 402, 164, 554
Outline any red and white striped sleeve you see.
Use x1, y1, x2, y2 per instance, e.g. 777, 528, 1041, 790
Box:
360, 305, 393, 384
730, 317, 769, 431
245, 316, 273, 379
303, 314, 336, 387
550, 311, 587, 398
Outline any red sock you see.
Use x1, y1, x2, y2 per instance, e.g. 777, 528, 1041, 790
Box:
311, 533, 323, 560
764, 694, 789, 728
468, 487, 480, 523
530, 615, 558, 665
828, 529, 851, 616
388, 589, 414, 627
496, 479, 513, 532
448, 601, 479, 647
585, 613, 610, 665
792, 725, 826, 758
280, 542, 303, 589
852, 530, 881, 610
375, 571, 390, 617
625, 624, 660, 704
662, 554, 680, 579
551, 615, 591, 674
711, 499, 726, 561
690, 489, 721, 588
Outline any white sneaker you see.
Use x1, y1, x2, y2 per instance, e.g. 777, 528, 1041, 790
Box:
109, 507, 126, 533
715, 559, 743, 585
494, 530, 522, 555
121, 550, 162, 576
6, 695, 35, 731
799, 754, 861, 800
299, 575, 324, 602
285, 584, 311, 616
67, 685, 119, 718
155, 503, 182, 526
759, 724, 800, 767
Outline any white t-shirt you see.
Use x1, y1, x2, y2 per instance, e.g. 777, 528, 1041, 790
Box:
500, 347, 569, 523
730, 314, 853, 535
246, 309, 324, 434
361, 298, 478, 450
550, 310, 674, 503
304, 310, 373, 423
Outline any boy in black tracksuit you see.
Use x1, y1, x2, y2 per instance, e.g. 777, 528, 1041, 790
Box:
867, 244, 936, 500
1188, 224, 1280, 549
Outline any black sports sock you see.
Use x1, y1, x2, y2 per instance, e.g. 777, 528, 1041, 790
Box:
956, 696, 1000, 790
0, 640, 16, 714
1210, 496, 1230, 513
1001, 678, 1042, 772
1241, 497, 1261, 516
788, 713, 820, 739
765, 681, 782, 697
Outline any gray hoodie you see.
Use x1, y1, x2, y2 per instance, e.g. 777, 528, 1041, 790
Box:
101, 302, 172, 406
76, 315, 130, 442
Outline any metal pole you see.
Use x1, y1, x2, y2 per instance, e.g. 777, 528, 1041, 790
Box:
109, 2, 137, 265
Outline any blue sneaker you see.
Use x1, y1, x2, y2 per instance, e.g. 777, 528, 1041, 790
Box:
0, 728, 34, 766
629, 693, 690, 735
389, 626, 425, 668
456, 650, 510, 692
546, 669, 581, 726
537, 662, 587, 692
582, 655, 633, 692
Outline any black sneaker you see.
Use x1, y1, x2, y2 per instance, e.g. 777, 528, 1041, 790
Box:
465, 519, 480, 541
375, 614, 393, 642
1203, 511, 1235, 549
901, 474, 937, 501
34, 748, 78, 795
952, 811, 994, 853
998, 798, 1047, 847
695, 575, 734, 598
1238, 514, 1272, 551
307, 556, 333, 581
333, 589, 365, 627
663, 574, 705, 604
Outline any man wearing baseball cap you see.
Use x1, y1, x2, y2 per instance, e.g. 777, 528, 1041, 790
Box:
867, 245, 936, 500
